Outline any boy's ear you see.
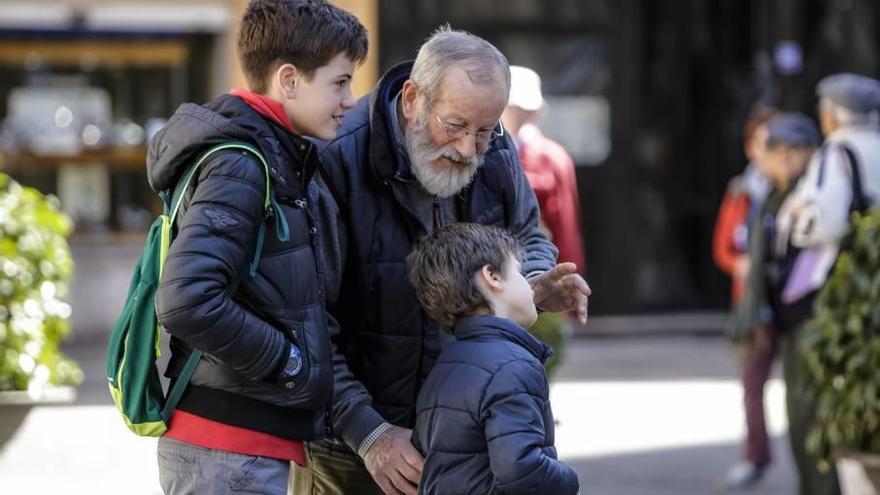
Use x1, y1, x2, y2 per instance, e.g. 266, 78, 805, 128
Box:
475, 265, 503, 292
275, 63, 300, 99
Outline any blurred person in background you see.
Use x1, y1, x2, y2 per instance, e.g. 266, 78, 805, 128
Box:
714, 104, 777, 490
732, 113, 831, 495
500, 66, 585, 379
500, 66, 585, 273
773, 73, 880, 495
779, 73, 880, 269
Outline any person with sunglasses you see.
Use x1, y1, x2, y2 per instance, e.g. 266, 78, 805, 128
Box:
292, 26, 591, 495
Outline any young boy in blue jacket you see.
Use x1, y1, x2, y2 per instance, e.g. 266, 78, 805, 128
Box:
406, 223, 580, 495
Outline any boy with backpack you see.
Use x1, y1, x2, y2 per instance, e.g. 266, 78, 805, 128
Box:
406, 223, 580, 495
145, 1, 366, 492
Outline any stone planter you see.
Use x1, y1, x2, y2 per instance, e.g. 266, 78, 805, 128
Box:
838, 452, 880, 495
0, 386, 76, 451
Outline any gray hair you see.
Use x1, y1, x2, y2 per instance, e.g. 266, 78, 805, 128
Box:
821, 97, 880, 127
410, 25, 511, 103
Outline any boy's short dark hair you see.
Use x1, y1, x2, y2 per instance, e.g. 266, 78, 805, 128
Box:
238, 0, 368, 93
407, 223, 523, 331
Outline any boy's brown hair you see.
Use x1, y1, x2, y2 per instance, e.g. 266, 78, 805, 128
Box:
407, 223, 523, 331
238, 0, 368, 93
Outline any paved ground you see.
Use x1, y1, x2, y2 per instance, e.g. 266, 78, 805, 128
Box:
551, 335, 795, 494
0, 333, 798, 494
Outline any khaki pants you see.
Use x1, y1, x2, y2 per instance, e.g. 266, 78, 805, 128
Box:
289, 440, 383, 495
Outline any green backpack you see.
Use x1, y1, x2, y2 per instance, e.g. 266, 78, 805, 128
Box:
106, 141, 278, 436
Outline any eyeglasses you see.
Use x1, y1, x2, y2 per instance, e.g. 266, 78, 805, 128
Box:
424, 98, 504, 147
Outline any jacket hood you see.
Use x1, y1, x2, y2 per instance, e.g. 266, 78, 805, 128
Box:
367, 60, 412, 127
147, 94, 299, 193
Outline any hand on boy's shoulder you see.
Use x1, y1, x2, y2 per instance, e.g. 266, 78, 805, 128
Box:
364, 425, 424, 495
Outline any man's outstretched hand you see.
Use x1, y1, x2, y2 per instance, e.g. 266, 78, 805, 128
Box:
529, 262, 591, 324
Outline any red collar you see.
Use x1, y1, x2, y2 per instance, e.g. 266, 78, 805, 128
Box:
229, 88, 295, 133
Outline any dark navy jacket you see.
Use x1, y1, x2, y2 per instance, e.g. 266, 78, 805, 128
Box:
412, 315, 579, 495
149, 95, 333, 440
317, 61, 557, 452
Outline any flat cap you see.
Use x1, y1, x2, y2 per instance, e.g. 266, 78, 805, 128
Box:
766, 112, 821, 147
817, 73, 880, 113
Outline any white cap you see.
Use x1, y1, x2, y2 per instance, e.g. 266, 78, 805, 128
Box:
508, 66, 544, 111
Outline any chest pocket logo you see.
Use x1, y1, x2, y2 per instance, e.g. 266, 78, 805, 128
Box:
205, 209, 240, 230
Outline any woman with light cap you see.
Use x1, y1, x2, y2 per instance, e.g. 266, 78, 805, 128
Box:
500, 65, 585, 274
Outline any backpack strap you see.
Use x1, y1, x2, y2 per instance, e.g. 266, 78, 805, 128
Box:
158, 141, 275, 423
817, 143, 871, 214
839, 145, 870, 214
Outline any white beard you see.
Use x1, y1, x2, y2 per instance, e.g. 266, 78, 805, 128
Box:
405, 111, 484, 199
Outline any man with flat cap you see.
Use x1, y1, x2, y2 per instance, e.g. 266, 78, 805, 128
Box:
735, 112, 834, 495
780, 73, 880, 252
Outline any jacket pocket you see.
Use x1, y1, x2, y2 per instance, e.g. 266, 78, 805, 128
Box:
282, 321, 311, 394
260, 309, 332, 410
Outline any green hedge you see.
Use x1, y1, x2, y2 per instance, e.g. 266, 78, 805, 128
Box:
0, 173, 81, 393
801, 208, 880, 469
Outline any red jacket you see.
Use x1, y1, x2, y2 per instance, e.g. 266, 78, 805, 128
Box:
712, 178, 751, 302
517, 124, 586, 273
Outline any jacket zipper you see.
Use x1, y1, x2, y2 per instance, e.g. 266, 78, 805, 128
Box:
433, 197, 442, 231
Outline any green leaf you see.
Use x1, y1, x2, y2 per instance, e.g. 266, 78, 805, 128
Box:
0, 173, 80, 392
800, 207, 880, 459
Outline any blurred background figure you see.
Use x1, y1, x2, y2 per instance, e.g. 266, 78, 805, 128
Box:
780, 73, 880, 252
501, 65, 586, 378
773, 73, 880, 495
713, 104, 777, 491
501, 65, 586, 273
732, 112, 830, 495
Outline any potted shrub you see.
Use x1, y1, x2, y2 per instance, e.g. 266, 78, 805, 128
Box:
0, 173, 81, 448
800, 207, 880, 492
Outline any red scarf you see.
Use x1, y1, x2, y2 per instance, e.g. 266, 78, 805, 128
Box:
229, 88, 295, 133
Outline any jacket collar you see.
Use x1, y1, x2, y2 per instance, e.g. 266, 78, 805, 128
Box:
452, 315, 553, 363
367, 60, 414, 181
147, 94, 317, 194
826, 123, 880, 143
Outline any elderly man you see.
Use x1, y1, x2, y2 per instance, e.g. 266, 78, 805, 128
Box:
293, 27, 590, 495
774, 74, 880, 495
781, 73, 880, 253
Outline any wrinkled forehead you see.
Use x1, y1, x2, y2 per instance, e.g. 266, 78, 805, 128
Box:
431, 66, 509, 125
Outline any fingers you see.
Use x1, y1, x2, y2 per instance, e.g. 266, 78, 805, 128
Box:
562, 273, 591, 296
546, 262, 578, 281
376, 474, 400, 495
376, 464, 417, 495
388, 469, 418, 495
398, 461, 421, 486
559, 273, 590, 324
576, 292, 589, 325
400, 442, 425, 472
